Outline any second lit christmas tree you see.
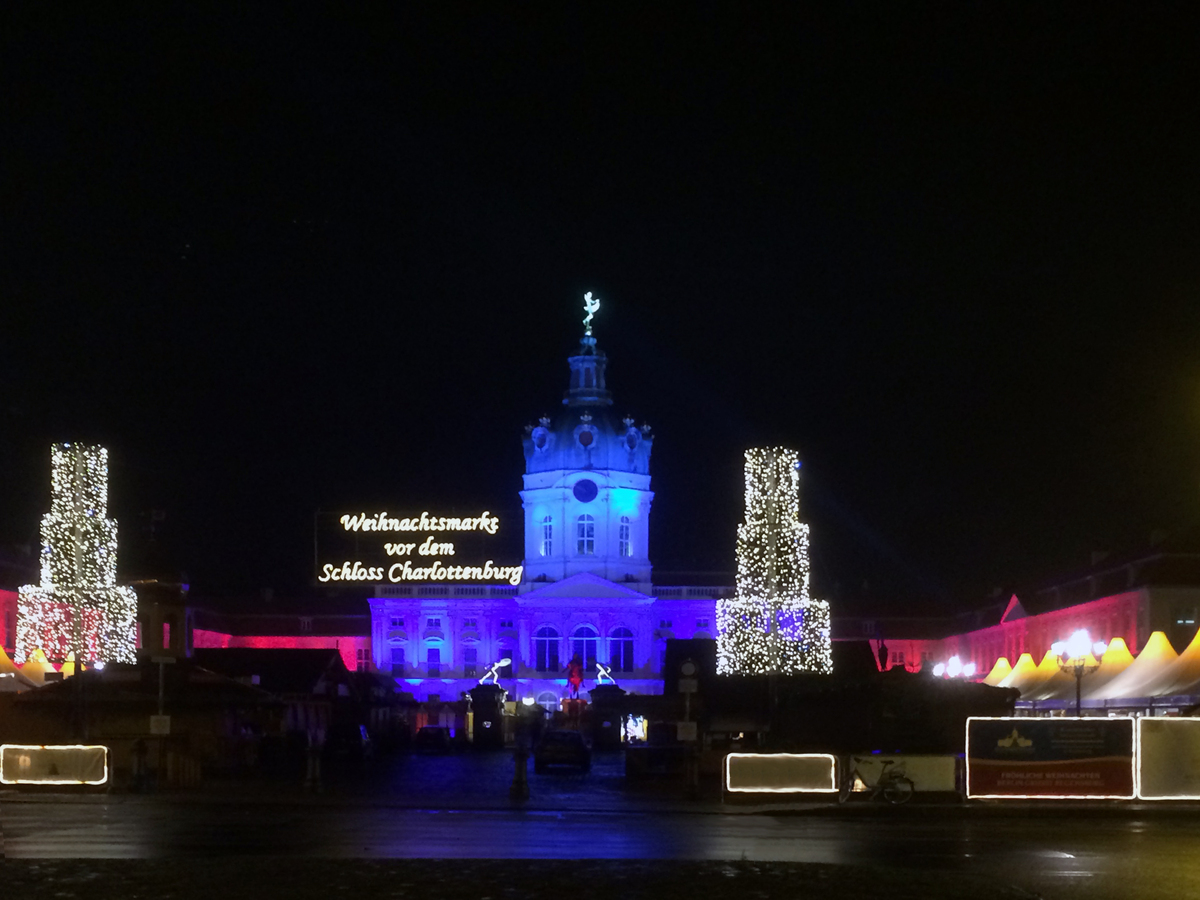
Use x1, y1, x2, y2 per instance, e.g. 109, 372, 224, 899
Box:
716, 447, 832, 675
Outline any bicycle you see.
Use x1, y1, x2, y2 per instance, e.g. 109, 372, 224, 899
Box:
838, 756, 915, 805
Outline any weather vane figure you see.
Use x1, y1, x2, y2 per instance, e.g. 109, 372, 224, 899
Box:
583, 291, 600, 336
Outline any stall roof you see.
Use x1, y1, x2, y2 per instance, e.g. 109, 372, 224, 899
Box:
1093, 631, 1179, 700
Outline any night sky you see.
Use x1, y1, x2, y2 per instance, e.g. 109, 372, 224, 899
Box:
4, 7, 1200, 612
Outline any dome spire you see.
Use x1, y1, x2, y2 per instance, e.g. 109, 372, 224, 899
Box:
565, 291, 612, 406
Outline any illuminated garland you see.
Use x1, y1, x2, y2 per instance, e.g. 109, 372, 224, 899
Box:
16, 444, 137, 664
717, 447, 832, 675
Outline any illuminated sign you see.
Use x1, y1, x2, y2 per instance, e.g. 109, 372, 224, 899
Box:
965, 717, 1135, 800
316, 510, 523, 586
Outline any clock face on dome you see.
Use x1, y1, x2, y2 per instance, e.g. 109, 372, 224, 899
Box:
573, 479, 598, 503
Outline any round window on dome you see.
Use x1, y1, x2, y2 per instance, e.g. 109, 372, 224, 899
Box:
573, 479, 598, 503
578, 430, 593, 447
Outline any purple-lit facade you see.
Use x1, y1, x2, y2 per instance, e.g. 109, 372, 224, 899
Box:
367, 326, 728, 703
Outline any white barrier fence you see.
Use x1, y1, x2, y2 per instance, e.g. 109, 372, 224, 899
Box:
725, 753, 838, 794
724, 752, 957, 797
1137, 717, 1200, 800
0, 744, 109, 785
847, 754, 958, 793
726, 723, 1200, 801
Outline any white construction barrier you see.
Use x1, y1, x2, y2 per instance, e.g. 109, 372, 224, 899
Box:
0, 744, 108, 785
848, 755, 958, 793
1137, 717, 1200, 800
724, 752, 838, 794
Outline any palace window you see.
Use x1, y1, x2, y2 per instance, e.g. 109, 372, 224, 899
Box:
463, 647, 477, 679
390, 648, 405, 676
355, 648, 369, 672
542, 516, 553, 557
576, 515, 595, 555
426, 648, 440, 678
609, 627, 634, 673
500, 619, 514, 629
618, 516, 632, 557
535, 627, 560, 672
427, 618, 441, 628
389, 617, 403, 628
571, 624, 599, 671
463, 618, 477, 628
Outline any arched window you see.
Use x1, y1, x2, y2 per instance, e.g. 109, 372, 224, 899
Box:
618, 516, 632, 557
535, 626, 560, 672
576, 514, 595, 555
571, 624, 599, 671
541, 515, 553, 557
609, 626, 634, 673
536, 691, 559, 712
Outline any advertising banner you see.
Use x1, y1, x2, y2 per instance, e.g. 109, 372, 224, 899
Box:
1137, 717, 1200, 800
966, 717, 1135, 799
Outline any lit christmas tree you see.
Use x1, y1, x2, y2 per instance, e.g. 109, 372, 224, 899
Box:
16, 444, 138, 664
716, 447, 832, 675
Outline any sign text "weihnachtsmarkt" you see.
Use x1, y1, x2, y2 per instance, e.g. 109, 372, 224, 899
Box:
316, 510, 522, 586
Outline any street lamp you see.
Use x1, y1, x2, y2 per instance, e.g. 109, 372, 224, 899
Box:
932, 655, 977, 679
1054, 629, 1107, 716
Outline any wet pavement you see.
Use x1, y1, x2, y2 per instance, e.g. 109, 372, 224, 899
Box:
5, 750, 1200, 899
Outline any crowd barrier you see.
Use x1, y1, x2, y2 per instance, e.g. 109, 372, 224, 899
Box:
725, 718, 1200, 802
1136, 717, 1200, 799
724, 752, 838, 794
0, 744, 109, 785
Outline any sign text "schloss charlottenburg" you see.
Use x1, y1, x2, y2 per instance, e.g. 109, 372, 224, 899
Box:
318, 510, 522, 586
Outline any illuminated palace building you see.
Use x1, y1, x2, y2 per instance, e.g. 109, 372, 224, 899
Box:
362, 313, 724, 704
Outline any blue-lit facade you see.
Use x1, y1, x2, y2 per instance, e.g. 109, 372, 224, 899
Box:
368, 326, 727, 703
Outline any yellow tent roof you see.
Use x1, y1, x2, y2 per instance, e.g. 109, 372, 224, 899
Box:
1003, 649, 1060, 698
1135, 627, 1200, 697
0, 646, 18, 675
18, 648, 55, 686
1080, 637, 1136, 699
60, 650, 77, 678
1092, 631, 1180, 700
997, 652, 1038, 691
983, 657, 1012, 686
1022, 651, 1103, 701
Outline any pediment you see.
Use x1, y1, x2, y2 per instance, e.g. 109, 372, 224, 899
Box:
517, 572, 655, 606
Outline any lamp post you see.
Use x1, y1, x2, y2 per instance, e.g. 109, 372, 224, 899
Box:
1054, 629, 1107, 717
931, 655, 977, 679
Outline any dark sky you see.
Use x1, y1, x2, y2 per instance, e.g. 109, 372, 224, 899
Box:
4, 6, 1200, 611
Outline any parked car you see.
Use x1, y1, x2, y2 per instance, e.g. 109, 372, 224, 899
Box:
413, 725, 453, 754
534, 729, 591, 773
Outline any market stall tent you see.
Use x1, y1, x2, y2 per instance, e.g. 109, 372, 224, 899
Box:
983, 657, 1012, 686
17, 648, 55, 686
1080, 637, 1136, 699
1092, 631, 1179, 701
1137, 627, 1200, 697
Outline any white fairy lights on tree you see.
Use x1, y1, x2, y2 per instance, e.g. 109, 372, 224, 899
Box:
16, 444, 138, 664
716, 447, 832, 675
